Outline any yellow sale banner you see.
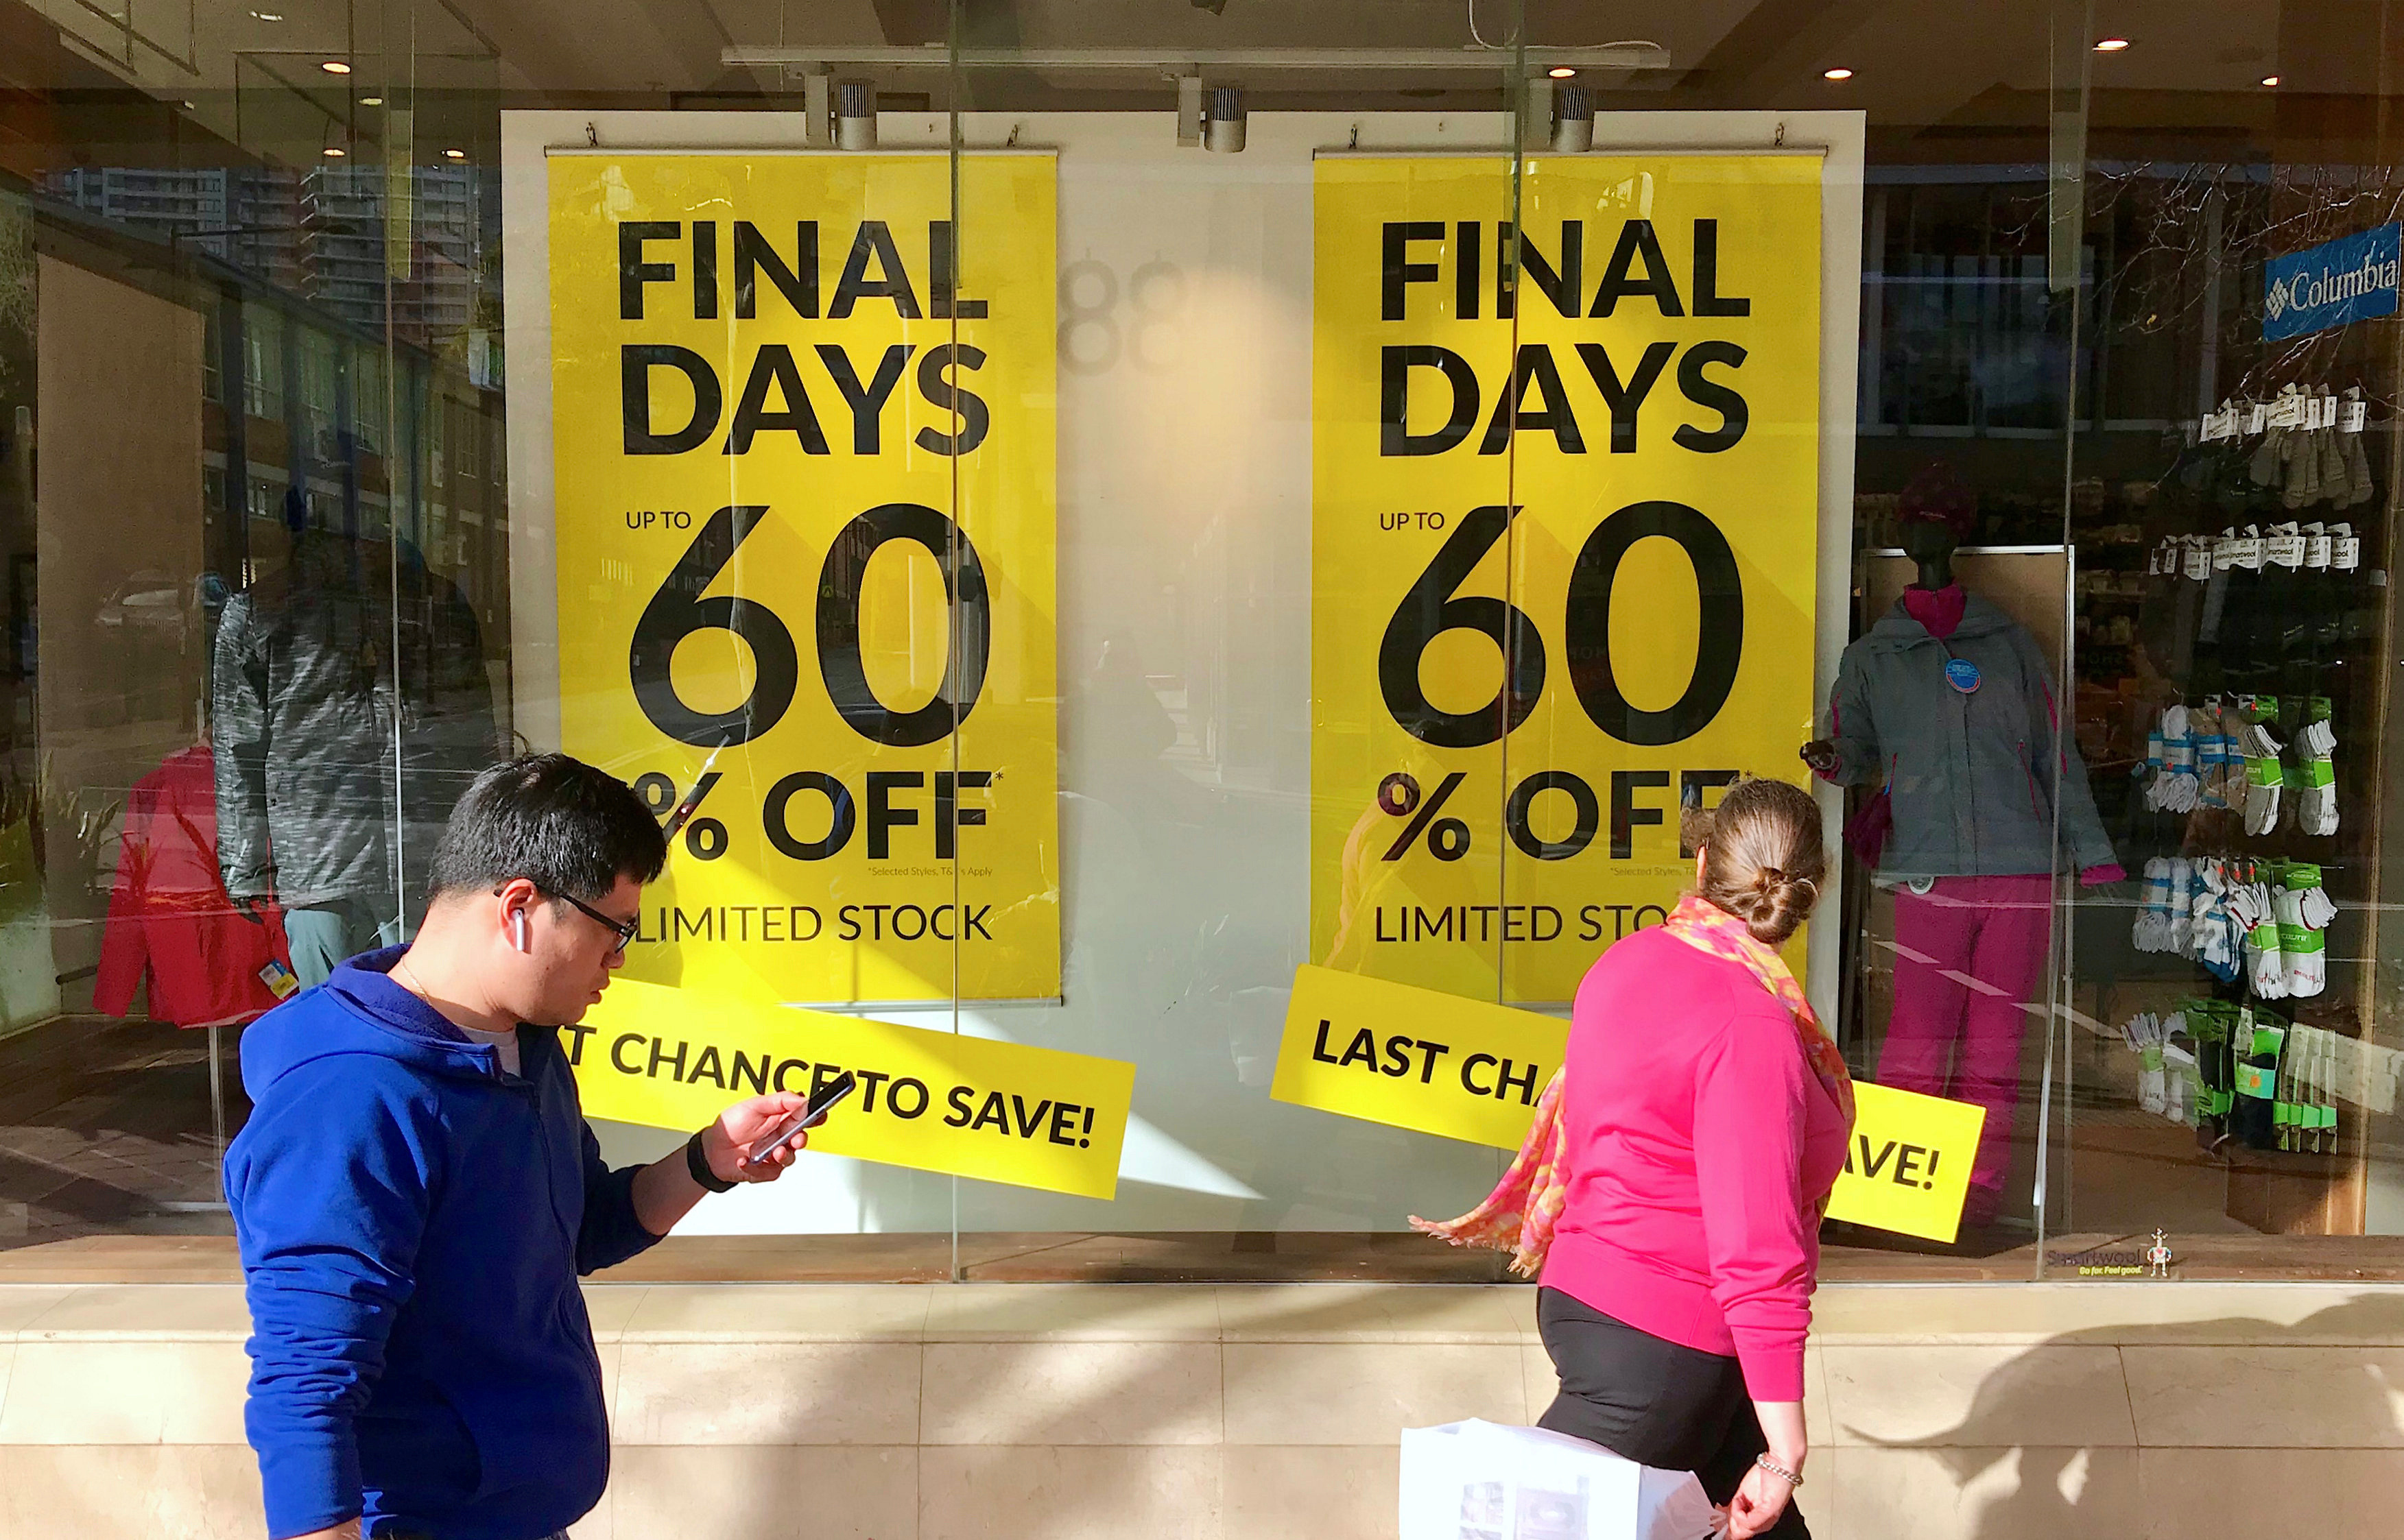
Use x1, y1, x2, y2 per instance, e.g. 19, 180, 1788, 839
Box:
1311, 154, 1823, 1004
571, 978, 1134, 1199
1272, 964, 1565, 1150
547, 152, 1059, 1004
1274, 969, 1983, 1241
1822, 1083, 1988, 1244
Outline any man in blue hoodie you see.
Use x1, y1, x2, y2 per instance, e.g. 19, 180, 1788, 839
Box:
226, 754, 815, 1540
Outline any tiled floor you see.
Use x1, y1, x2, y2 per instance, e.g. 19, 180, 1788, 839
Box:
0, 1015, 241, 1249
5, 1282, 2403, 1540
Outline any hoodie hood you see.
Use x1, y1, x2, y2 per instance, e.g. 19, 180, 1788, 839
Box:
240, 945, 500, 1098
1865, 590, 2021, 648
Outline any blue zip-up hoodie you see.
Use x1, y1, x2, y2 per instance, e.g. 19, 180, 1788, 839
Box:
225, 947, 663, 1540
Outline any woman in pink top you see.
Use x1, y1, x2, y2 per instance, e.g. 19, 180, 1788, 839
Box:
1418, 778, 1852, 1539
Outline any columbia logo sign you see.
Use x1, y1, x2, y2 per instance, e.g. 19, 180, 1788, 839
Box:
2263, 222, 2402, 341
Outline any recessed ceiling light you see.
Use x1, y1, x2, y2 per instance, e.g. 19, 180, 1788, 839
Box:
322, 146, 346, 158
2261, 75, 2281, 87
2094, 38, 2131, 52
1547, 67, 1576, 80
359, 95, 383, 106
180, 100, 196, 110
444, 148, 466, 160
322, 61, 352, 75
1822, 67, 1854, 81
248, 10, 283, 20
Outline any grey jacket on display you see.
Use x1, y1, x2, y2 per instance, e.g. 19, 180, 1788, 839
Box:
213, 535, 497, 910
1820, 591, 2116, 882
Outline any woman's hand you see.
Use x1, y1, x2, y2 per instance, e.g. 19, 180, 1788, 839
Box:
1726, 1400, 1806, 1537
1725, 1459, 1796, 1537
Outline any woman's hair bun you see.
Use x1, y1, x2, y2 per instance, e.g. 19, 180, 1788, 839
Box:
1693, 779, 1826, 946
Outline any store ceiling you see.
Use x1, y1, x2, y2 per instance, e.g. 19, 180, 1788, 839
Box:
0, 0, 2336, 170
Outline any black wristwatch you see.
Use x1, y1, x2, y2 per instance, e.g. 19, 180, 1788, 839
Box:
685, 1129, 737, 1194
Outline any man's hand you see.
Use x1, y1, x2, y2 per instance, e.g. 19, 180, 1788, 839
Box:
703, 1092, 814, 1184
632, 1092, 814, 1236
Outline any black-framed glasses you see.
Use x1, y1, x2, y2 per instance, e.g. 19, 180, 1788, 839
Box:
512, 887, 641, 954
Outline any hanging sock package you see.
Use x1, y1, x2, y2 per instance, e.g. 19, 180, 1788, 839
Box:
2163, 1039, 2196, 1125
2121, 1011, 2171, 1118
2296, 698, 2338, 837
2231, 1009, 2288, 1152
2193, 699, 2242, 811
2186, 1002, 2235, 1145
2340, 387, 2376, 505
2232, 871, 2288, 1000
2134, 859, 2175, 952
2237, 697, 2285, 837
2278, 863, 2337, 1000
2145, 705, 2200, 813
2191, 858, 2242, 983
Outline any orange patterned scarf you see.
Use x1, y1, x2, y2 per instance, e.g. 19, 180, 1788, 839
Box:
1410, 895, 1855, 1277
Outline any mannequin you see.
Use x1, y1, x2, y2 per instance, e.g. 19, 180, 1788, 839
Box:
1801, 464, 2121, 1231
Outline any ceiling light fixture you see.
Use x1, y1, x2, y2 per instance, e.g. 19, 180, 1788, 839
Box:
248, 10, 283, 21
322, 147, 346, 158
835, 78, 878, 151
2094, 38, 2130, 52
322, 61, 352, 75
1548, 66, 1575, 79
2261, 75, 2281, 87
1204, 84, 1248, 153
359, 95, 383, 106
444, 148, 466, 160
1823, 67, 1854, 81
1551, 84, 1593, 153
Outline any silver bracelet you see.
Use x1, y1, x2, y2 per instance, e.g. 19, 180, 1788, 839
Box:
1754, 1452, 1803, 1489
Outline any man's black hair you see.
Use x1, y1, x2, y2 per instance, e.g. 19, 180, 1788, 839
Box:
426, 754, 667, 904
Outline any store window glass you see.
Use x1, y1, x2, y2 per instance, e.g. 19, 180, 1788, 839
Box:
2045, 3, 2404, 1272
1, 0, 2401, 1285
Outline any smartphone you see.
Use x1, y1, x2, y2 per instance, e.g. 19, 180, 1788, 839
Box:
746, 1070, 857, 1164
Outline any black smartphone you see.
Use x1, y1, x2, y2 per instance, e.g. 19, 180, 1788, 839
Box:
746, 1070, 857, 1164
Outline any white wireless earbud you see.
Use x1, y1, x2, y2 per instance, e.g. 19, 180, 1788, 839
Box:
512, 910, 532, 953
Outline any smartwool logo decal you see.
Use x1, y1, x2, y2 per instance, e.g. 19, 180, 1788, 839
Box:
2263, 223, 2401, 341
2046, 1231, 2176, 1277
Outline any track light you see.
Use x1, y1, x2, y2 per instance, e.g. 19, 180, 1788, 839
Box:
1550, 84, 1593, 154
835, 78, 877, 150
1204, 84, 1246, 153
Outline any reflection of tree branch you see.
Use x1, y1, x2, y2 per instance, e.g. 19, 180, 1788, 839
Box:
2078, 163, 2404, 411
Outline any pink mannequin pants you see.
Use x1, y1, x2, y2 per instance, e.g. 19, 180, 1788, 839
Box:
1879, 874, 2054, 1208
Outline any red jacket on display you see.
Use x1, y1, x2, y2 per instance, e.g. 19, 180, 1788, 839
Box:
95, 745, 294, 1028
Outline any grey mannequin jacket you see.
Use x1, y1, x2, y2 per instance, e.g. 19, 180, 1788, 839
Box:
1820, 591, 2117, 882
213, 536, 497, 909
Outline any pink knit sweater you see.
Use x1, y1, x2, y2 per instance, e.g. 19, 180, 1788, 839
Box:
1536, 927, 1849, 1401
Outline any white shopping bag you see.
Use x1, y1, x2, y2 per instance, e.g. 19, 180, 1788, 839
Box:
1400, 1419, 1723, 1540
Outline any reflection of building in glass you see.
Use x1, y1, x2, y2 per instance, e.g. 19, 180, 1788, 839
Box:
45, 167, 302, 289
300, 165, 480, 345
45, 165, 484, 350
